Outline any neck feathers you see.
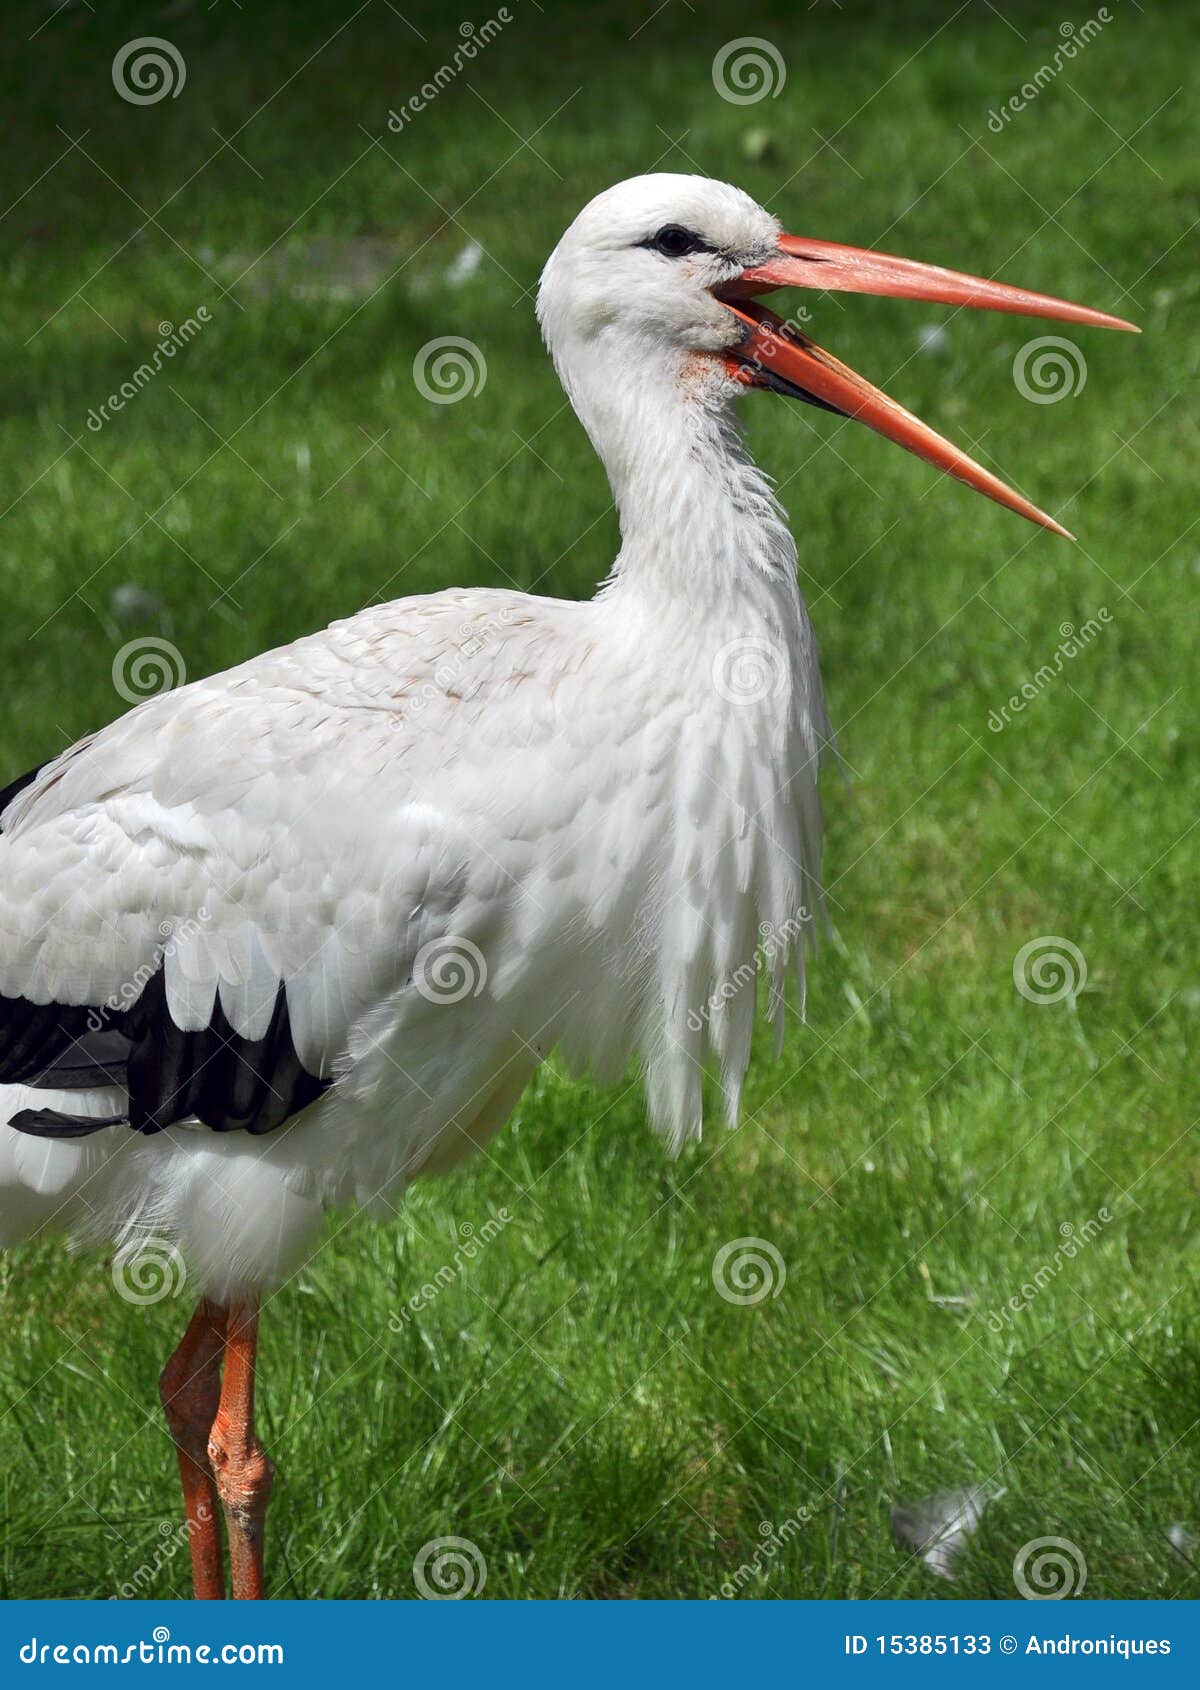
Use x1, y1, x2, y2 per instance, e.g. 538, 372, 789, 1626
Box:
554, 338, 801, 612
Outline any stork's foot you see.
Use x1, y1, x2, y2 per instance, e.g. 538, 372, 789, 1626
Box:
208, 1304, 273, 1601
159, 1299, 226, 1600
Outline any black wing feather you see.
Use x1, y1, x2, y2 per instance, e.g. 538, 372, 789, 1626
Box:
1, 970, 329, 1140
1, 754, 331, 1141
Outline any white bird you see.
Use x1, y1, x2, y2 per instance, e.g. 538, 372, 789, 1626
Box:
0, 174, 1135, 1600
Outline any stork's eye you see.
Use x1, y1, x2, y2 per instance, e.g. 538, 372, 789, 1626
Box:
641, 224, 710, 259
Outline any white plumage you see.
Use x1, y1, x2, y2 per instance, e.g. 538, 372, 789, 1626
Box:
0, 174, 1129, 1598
1, 179, 830, 1300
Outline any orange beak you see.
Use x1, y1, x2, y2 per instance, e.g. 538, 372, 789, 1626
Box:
720, 234, 1139, 539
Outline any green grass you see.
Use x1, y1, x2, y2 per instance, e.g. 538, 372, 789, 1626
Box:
1, 0, 1198, 1599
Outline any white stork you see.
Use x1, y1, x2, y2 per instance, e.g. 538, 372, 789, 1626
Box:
0, 175, 1135, 1599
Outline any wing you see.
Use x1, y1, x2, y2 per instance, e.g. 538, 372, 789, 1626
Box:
0, 591, 549, 1140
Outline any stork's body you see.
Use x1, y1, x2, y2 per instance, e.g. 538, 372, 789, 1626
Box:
0, 568, 823, 1289
0, 175, 1133, 1598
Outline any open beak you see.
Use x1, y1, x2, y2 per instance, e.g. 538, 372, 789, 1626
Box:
720, 233, 1139, 539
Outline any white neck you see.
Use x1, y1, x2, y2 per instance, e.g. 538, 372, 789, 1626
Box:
555, 339, 804, 626
541, 327, 833, 1154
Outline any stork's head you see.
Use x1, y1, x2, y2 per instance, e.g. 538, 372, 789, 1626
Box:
538, 173, 1137, 538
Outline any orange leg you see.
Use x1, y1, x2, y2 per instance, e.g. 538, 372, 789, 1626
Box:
208, 1303, 274, 1601
159, 1299, 226, 1600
